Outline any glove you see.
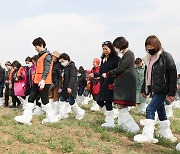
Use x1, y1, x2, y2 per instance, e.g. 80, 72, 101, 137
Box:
22, 84, 26, 89
58, 88, 62, 93
9, 83, 12, 89
38, 80, 45, 90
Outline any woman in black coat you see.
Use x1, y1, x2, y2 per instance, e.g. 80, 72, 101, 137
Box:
102, 37, 139, 133
134, 35, 177, 143
58, 53, 85, 121
95, 41, 120, 128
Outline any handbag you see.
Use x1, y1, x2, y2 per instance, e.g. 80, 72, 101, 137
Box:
14, 82, 25, 96
108, 84, 114, 90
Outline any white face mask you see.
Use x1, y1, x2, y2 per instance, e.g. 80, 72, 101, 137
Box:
61, 61, 69, 67
77, 73, 81, 77
25, 63, 32, 67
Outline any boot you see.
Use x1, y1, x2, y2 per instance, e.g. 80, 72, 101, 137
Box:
118, 108, 139, 133
90, 101, 100, 111
49, 98, 54, 108
101, 110, 115, 128
88, 95, 93, 101
72, 103, 85, 120
81, 96, 89, 105
172, 100, 180, 109
14, 103, 34, 125
176, 143, 180, 151
137, 103, 147, 114
113, 108, 118, 119
0, 97, 4, 106
157, 120, 177, 142
32, 105, 44, 115
53, 101, 60, 116
134, 119, 158, 143
42, 103, 60, 124
58, 101, 69, 119
22, 97, 28, 110
66, 103, 72, 114
140, 111, 159, 126
76, 95, 84, 104
165, 104, 173, 118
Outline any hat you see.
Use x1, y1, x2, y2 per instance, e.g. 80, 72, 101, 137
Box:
52, 51, 60, 58
93, 58, 100, 65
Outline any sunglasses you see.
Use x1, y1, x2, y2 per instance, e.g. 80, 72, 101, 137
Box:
102, 41, 112, 46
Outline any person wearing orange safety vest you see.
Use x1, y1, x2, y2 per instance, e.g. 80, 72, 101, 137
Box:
14, 37, 59, 125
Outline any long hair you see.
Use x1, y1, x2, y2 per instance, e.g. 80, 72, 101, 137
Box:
12, 60, 21, 70
101, 41, 118, 59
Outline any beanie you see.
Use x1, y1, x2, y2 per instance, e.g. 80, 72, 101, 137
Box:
93, 58, 100, 65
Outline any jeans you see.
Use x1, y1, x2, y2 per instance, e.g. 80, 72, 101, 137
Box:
60, 95, 75, 105
146, 94, 167, 121
78, 86, 85, 96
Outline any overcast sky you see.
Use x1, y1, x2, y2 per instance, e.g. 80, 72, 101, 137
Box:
0, 0, 180, 70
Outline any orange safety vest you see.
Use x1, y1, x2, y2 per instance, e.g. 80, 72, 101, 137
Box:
9, 68, 14, 81
34, 52, 53, 84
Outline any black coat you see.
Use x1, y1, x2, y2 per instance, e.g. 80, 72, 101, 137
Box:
0, 68, 5, 84
52, 60, 63, 87
78, 74, 87, 88
142, 50, 177, 96
97, 55, 120, 102
61, 61, 78, 98
110, 50, 136, 104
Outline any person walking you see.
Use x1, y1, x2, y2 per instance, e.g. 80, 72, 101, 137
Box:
48, 51, 63, 115
94, 41, 120, 128
135, 58, 147, 114
14, 37, 58, 124
3, 61, 12, 107
89, 58, 101, 111
134, 35, 177, 143
102, 37, 139, 133
57, 53, 85, 120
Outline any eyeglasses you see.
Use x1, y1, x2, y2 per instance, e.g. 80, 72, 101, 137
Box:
102, 41, 112, 46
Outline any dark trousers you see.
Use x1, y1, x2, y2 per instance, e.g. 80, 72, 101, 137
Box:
78, 86, 85, 96
97, 100, 113, 111
0, 83, 4, 97
60, 95, 75, 105
4, 84, 10, 106
28, 83, 50, 105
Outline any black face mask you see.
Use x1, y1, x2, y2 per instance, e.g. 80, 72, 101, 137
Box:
148, 49, 156, 55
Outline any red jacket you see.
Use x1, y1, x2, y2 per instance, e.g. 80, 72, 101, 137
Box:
90, 66, 100, 95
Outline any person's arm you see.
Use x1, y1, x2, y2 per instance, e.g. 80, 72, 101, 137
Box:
0, 68, 5, 83
67, 64, 77, 90
109, 53, 131, 76
42, 54, 52, 80
166, 53, 177, 96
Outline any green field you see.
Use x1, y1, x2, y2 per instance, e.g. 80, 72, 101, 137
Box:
0, 103, 180, 154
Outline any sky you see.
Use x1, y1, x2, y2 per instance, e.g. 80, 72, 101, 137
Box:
0, 0, 180, 71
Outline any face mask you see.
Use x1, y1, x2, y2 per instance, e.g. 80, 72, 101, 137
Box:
148, 49, 156, 55
77, 73, 81, 77
61, 61, 68, 67
26, 63, 32, 67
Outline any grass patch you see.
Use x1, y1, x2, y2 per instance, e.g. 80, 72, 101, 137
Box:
61, 137, 76, 153
15, 132, 37, 144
